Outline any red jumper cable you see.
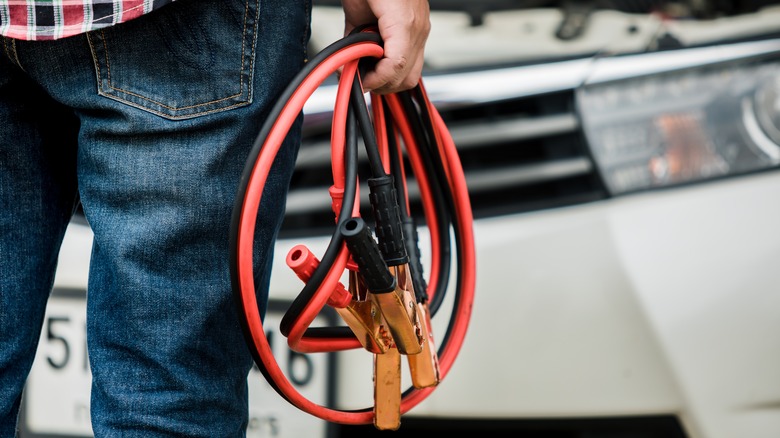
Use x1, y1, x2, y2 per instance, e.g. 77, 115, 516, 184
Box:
229, 29, 476, 430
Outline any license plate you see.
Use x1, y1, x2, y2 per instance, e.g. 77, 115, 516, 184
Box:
22, 289, 332, 438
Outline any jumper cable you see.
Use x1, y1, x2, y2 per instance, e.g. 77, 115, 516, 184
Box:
229, 29, 476, 430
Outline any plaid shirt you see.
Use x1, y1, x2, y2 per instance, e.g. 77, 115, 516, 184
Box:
0, 0, 175, 40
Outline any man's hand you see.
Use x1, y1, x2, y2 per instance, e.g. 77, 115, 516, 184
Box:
341, 0, 431, 94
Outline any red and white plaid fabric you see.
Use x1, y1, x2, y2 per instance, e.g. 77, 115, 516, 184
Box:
0, 0, 175, 40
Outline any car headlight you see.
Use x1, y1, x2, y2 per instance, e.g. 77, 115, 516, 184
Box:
577, 40, 780, 195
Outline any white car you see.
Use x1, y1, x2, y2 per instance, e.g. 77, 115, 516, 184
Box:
24, 2, 780, 438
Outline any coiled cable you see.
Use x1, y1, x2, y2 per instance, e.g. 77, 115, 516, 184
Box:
229, 29, 475, 425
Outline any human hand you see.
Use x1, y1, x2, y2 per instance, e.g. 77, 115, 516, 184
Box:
341, 0, 430, 94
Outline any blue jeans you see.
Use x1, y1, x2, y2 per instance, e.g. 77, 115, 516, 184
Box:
0, 0, 309, 435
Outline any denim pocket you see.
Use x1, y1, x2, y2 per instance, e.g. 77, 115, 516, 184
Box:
88, 0, 259, 120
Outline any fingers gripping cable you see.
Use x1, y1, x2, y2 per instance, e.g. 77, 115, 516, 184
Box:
229, 29, 476, 430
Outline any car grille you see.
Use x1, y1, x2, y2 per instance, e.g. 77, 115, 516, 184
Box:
279, 62, 609, 238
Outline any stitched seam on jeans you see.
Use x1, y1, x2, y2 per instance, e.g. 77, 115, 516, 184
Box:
99, 0, 255, 112
242, 0, 254, 103
4, 38, 25, 72
302, 0, 311, 62
97, 94, 259, 119
87, 32, 102, 88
